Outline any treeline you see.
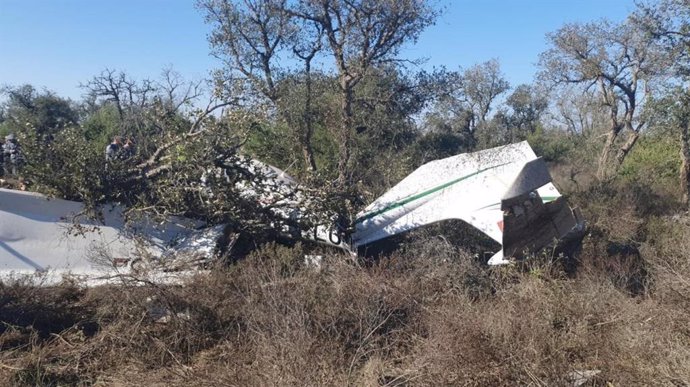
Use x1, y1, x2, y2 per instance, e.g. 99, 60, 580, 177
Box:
1, 0, 689, 224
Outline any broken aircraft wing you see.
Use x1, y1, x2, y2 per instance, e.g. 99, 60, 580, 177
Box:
0, 188, 204, 285
352, 141, 585, 264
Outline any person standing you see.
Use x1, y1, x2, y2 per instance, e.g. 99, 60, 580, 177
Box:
121, 137, 136, 160
105, 136, 122, 163
3, 134, 23, 176
0, 137, 4, 178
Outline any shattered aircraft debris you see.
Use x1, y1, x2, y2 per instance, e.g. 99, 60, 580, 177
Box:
0, 141, 584, 284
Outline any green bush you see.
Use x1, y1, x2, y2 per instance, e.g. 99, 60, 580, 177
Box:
526, 127, 576, 162
619, 134, 680, 193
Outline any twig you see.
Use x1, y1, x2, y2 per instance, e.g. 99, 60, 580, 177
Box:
0, 363, 22, 371
50, 332, 75, 348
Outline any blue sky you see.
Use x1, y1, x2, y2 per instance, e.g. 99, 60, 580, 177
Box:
0, 0, 636, 101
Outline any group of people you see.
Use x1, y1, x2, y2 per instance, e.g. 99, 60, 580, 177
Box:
0, 134, 23, 177
105, 136, 136, 163
0, 133, 139, 180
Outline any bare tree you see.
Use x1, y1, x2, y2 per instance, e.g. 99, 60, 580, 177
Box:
289, 0, 437, 185
82, 68, 217, 160
539, 19, 667, 180
81, 69, 157, 134
289, 17, 323, 172
200, 0, 325, 172
550, 87, 608, 137
460, 59, 511, 130
200, 0, 292, 103
429, 60, 510, 148
156, 67, 204, 114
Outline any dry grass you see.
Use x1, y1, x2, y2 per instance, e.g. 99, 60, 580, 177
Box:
1, 229, 689, 387
2, 175, 690, 386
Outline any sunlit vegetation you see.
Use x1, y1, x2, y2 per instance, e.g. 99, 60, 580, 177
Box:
2, 0, 690, 385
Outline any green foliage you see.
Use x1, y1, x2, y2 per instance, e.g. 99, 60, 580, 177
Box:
1, 85, 78, 138
310, 122, 339, 177
244, 121, 299, 171
0, 121, 11, 138
527, 127, 576, 162
475, 111, 513, 149
506, 84, 548, 134
619, 134, 680, 190
202, 0, 438, 185
409, 131, 468, 165
20, 127, 110, 204
242, 117, 340, 179
242, 66, 429, 196
80, 104, 121, 143
348, 68, 424, 186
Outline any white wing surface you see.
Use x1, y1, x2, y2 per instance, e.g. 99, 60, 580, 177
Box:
352, 142, 563, 253
0, 188, 200, 285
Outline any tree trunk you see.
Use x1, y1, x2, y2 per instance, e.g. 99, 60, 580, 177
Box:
680, 119, 690, 209
301, 60, 317, 173
337, 83, 353, 186
597, 130, 618, 180
302, 137, 317, 173
612, 131, 640, 173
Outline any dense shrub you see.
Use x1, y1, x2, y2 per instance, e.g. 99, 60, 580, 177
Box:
619, 134, 680, 195
527, 127, 577, 162
1, 231, 690, 386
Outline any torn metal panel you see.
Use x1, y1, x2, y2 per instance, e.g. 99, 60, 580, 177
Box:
501, 158, 552, 202
502, 195, 578, 258
352, 141, 585, 264
353, 142, 541, 247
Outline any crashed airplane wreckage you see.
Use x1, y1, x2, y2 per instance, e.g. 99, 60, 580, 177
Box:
352, 141, 586, 264
0, 141, 584, 285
